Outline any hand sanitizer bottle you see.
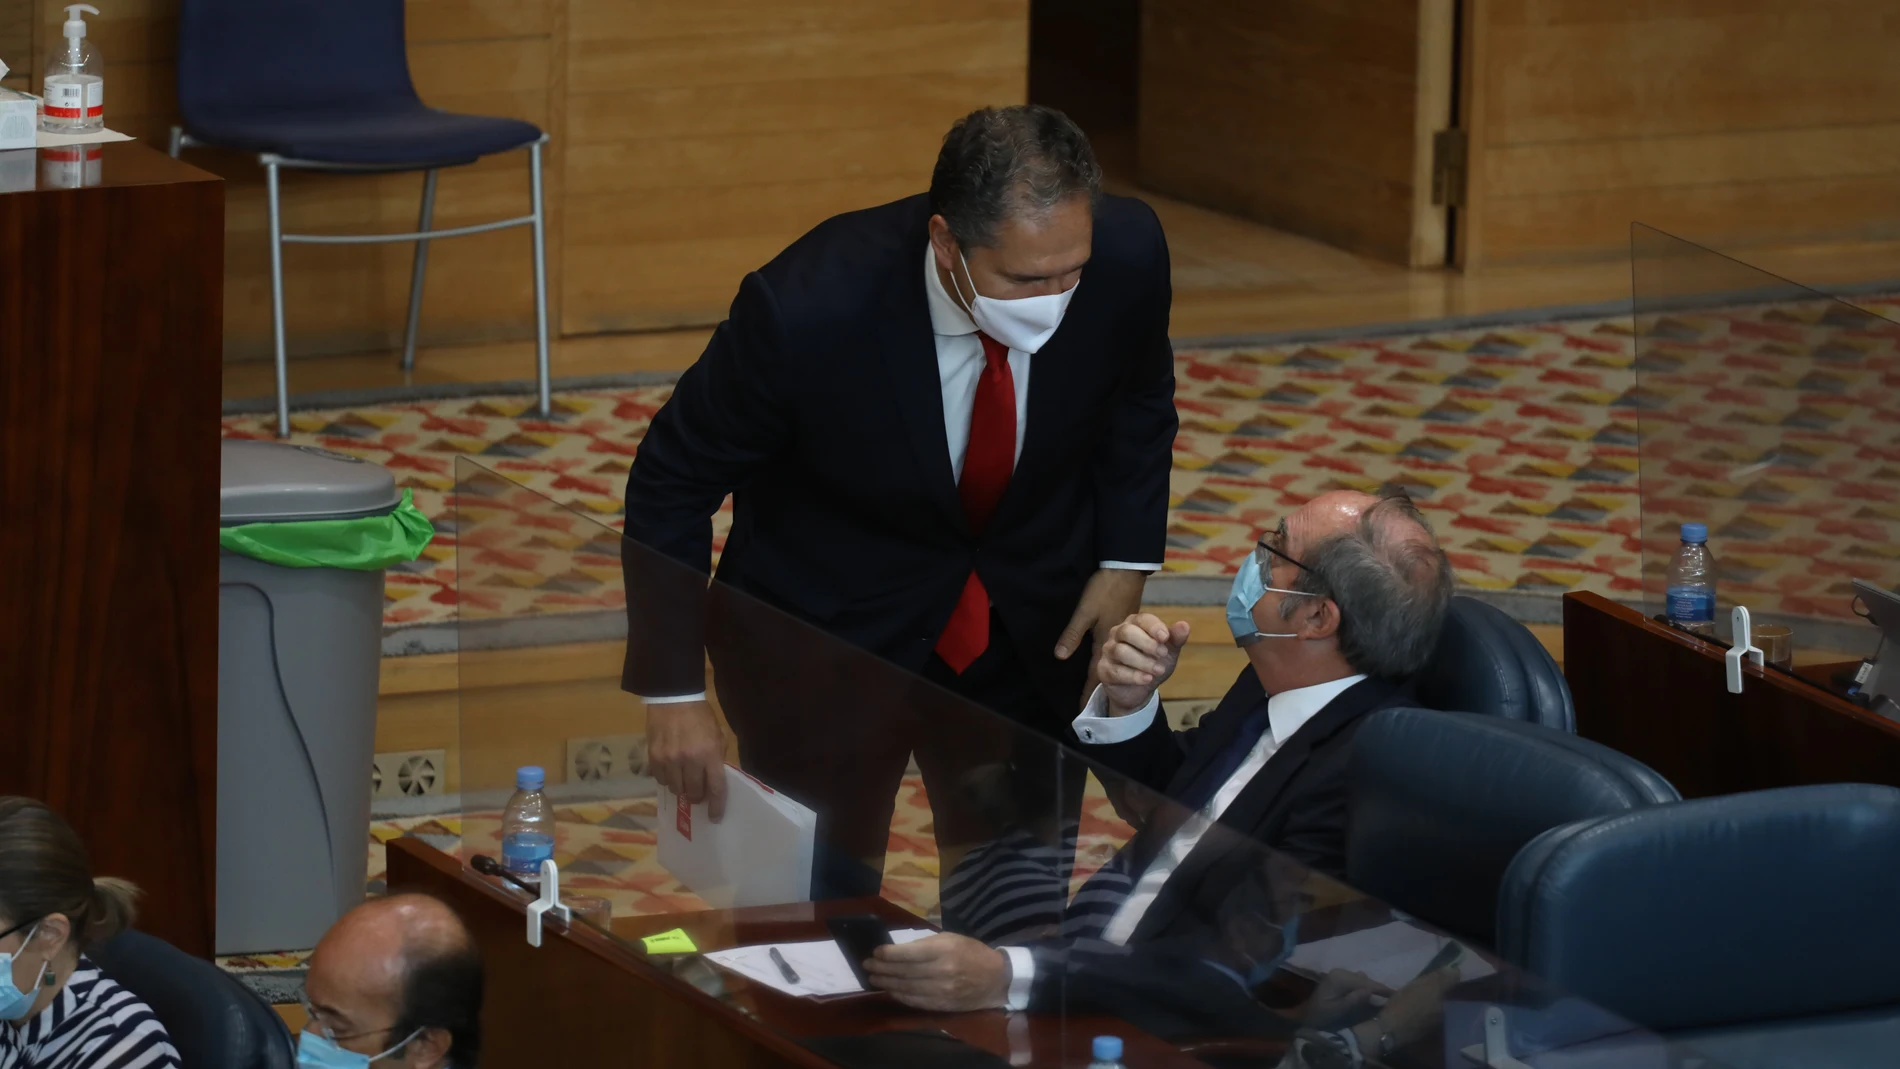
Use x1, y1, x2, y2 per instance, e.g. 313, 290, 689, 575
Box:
41, 5, 103, 134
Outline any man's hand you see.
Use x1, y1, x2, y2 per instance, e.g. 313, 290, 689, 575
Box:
1305, 968, 1391, 1030
862, 933, 1011, 1012
1056, 569, 1149, 706
1095, 613, 1191, 716
644, 699, 727, 821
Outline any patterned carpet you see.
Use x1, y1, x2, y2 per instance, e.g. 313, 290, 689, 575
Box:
219, 772, 1135, 975
221, 298, 1900, 633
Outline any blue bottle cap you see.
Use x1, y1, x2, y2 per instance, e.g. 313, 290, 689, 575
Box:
1680, 522, 1708, 544
515, 765, 545, 790
1091, 1035, 1123, 1062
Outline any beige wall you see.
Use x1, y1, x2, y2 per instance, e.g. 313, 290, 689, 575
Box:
23, 0, 1026, 361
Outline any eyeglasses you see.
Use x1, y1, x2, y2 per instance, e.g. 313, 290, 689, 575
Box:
299, 995, 397, 1045
0, 918, 38, 944
1254, 519, 1314, 581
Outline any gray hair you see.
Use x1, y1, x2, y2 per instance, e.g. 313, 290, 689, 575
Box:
1275, 489, 1455, 679
929, 105, 1102, 249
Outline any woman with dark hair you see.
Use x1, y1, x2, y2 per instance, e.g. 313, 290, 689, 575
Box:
0, 798, 180, 1069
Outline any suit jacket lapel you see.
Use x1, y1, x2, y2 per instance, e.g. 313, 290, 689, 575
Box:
1129, 677, 1404, 941
880, 228, 968, 536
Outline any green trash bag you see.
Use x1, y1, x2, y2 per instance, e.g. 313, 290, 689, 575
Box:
219, 489, 436, 570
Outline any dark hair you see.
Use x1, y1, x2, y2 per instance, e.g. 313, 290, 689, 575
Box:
390, 911, 485, 1068
1276, 489, 1455, 679
928, 105, 1102, 249
0, 797, 139, 952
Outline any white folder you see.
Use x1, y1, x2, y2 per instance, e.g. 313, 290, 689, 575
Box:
658, 765, 817, 908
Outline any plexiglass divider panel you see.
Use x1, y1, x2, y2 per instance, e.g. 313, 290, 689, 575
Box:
1632, 224, 1900, 673
450, 459, 1726, 1066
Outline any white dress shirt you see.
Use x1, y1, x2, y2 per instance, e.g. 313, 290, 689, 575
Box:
647, 251, 1159, 704
1001, 673, 1368, 1009
923, 246, 1160, 572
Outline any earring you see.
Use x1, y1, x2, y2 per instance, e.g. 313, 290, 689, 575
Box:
41, 973, 54, 987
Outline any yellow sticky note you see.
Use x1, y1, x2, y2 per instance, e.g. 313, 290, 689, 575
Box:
641, 928, 698, 955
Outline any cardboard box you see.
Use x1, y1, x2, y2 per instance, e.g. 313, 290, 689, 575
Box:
0, 84, 36, 151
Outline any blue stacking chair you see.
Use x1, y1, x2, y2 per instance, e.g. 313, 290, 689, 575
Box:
169, 0, 550, 436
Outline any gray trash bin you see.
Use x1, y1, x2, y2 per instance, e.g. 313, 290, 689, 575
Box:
217, 440, 399, 954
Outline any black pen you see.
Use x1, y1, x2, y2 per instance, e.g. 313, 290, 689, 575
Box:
769, 946, 800, 984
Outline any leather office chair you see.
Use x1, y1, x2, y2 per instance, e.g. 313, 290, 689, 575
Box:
1498, 784, 1900, 1069
1347, 707, 1678, 946
92, 930, 297, 1069
1416, 596, 1574, 731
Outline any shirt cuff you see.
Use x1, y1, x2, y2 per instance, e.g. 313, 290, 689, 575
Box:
642, 692, 708, 704
1098, 560, 1163, 573
1072, 685, 1161, 745
1001, 946, 1035, 1012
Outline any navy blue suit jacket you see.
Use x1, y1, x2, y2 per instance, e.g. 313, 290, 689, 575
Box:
618, 193, 1176, 715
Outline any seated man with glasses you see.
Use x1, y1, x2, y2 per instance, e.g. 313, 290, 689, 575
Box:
865, 488, 1455, 1015
300, 894, 484, 1069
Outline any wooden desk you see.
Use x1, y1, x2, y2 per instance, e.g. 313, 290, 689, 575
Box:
0, 142, 223, 956
1563, 592, 1900, 798
386, 838, 1207, 1068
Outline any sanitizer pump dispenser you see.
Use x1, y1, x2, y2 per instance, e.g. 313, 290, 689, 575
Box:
42, 4, 103, 133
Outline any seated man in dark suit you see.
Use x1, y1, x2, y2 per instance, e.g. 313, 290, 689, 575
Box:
864, 487, 1454, 1014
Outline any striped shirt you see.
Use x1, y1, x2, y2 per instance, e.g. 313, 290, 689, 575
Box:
0, 960, 180, 1069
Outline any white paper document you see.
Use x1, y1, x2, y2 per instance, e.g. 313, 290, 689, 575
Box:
1286, 920, 1497, 990
658, 765, 817, 908
36, 127, 134, 148
704, 929, 935, 999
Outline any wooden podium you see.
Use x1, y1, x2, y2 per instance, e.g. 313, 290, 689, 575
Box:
0, 143, 223, 956
1564, 592, 1900, 798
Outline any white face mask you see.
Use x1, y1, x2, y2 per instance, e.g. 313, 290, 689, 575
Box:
951, 249, 1078, 354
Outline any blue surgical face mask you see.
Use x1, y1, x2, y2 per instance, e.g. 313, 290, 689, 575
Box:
0, 922, 50, 1021
1245, 912, 1301, 988
298, 1028, 423, 1069
1225, 557, 1311, 647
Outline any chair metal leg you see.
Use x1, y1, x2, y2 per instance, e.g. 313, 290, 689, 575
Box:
528, 139, 551, 417
265, 160, 291, 438
167, 126, 183, 159
401, 168, 438, 373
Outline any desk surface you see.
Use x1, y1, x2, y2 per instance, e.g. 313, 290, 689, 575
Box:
611, 898, 1204, 1067
1565, 591, 1900, 797
0, 140, 218, 195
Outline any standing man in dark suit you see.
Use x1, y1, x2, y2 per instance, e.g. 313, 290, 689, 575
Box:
863, 488, 1455, 1013
618, 105, 1177, 895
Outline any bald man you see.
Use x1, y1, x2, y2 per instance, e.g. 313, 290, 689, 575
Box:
299, 895, 485, 1069
864, 488, 1455, 1013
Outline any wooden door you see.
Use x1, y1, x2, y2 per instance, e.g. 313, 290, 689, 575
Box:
1136, 0, 1458, 267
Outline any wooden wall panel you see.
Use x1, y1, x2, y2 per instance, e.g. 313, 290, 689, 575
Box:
561, 0, 1028, 334
0, 0, 32, 90
1460, 0, 1900, 267
29, 0, 557, 363
22, 0, 1027, 361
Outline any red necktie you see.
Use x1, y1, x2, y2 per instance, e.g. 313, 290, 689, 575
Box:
935, 332, 1015, 673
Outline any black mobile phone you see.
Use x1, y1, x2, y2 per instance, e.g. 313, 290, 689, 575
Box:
1412, 939, 1465, 982
826, 914, 894, 988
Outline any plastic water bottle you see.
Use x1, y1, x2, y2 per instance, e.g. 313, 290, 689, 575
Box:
1087, 1035, 1125, 1069
1666, 523, 1717, 638
500, 765, 555, 886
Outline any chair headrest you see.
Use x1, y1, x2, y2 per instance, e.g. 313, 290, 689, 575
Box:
1348, 707, 1678, 945
90, 930, 296, 1069
1499, 784, 1900, 1031
1415, 597, 1575, 731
